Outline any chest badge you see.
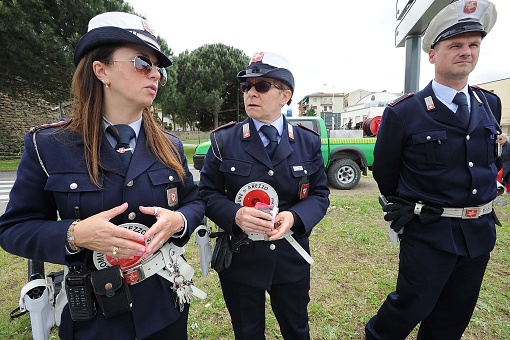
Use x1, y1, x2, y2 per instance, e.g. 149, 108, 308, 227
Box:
424, 96, 435, 111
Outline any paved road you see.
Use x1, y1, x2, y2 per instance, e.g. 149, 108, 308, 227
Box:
0, 167, 200, 215
0, 171, 16, 215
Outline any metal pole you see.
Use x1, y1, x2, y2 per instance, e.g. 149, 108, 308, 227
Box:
236, 81, 240, 122
332, 86, 335, 115
404, 35, 421, 93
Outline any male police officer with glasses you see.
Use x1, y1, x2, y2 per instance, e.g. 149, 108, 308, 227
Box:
199, 52, 329, 339
365, 1, 502, 339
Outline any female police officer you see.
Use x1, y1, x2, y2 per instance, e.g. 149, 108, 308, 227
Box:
199, 52, 330, 339
0, 12, 204, 339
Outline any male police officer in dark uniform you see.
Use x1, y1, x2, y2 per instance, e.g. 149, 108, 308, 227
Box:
365, 1, 501, 339
199, 52, 330, 339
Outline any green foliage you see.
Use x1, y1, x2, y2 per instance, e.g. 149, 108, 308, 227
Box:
172, 44, 249, 130
306, 107, 317, 116
0, 0, 135, 103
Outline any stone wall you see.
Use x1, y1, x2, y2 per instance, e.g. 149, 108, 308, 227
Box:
0, 92, 67, 159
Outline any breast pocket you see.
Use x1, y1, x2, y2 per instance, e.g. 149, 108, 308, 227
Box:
147, 168, 182, 209
219, 159, 252, 178
411, 129, 450, 170
45, 173, 104, 218
289, 161, 319, 178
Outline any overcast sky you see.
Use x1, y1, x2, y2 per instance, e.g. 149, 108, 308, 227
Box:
127, 0, 510, 114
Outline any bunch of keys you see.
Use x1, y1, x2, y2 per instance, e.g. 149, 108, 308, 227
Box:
173, 274, 194, 312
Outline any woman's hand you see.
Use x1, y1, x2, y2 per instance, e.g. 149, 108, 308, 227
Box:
267, 211, 294, 241
234, 206, 275, 234
71, 203, 147, 259
139, 206, 185, 257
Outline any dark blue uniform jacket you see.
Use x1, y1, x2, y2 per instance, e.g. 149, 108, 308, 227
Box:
0, 123, 205, 339
199, 116, 330, 289
373, 82, 502, 258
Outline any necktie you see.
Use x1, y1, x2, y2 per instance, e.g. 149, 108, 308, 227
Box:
452, 92, 470, 128
260, 125, 278, 159
107, 124, 136, 167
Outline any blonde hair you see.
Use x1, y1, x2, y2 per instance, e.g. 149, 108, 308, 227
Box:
67, 45, 184, 187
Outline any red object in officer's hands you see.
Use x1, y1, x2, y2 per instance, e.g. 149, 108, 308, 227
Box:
106, 238, 146, 269
243, 190, 271, 207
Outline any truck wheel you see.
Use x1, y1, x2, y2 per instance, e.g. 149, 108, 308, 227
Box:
327, 159, 361, 190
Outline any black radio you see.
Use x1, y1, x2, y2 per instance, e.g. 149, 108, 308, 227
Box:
65, 268, 96, 321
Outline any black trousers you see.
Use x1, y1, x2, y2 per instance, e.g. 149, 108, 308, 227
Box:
365, 237, 490, 340
220, 274, 311, 340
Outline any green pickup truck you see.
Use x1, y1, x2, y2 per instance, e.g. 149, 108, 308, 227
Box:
192, 116, 376, 190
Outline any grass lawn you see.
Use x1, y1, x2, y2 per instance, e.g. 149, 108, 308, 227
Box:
0, 159, 20, 171
0, 192, 509, 339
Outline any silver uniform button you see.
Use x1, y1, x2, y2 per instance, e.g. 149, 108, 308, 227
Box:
128, 212, 136, 220
127, 180, 134, 187
269, 244, 276, 250
70, 183, 78, 190
268, 170, 274, 176
231, 167, 235, 172
169, 176, 174, 181
304, 170, 308, 174
466, 135, 471, 140
472, 189, 477, 195
468, 162, 474, 167
426, 136, 431, 140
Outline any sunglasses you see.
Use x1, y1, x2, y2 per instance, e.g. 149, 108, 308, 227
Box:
240, 81, 283, 93
111, 56, 168, 86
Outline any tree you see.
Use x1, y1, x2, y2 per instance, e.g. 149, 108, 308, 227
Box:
306, 107, 317, 116
0, 0, 141, 103
173, 44, 249, 130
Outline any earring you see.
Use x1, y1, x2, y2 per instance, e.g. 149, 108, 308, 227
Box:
99, 78, 109, 88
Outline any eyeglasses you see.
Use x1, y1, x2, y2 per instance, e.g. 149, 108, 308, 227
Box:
110, 56, 167, 86
240, 81, 283, 93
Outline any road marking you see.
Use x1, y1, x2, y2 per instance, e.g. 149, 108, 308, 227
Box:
0, 180, 14, 202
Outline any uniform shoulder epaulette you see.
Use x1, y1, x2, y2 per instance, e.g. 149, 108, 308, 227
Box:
212, 121, 236, 133
471, 85, 499, 97
389, 92, 414, 107
29, 119, 71, 134
162, 129, 178, 139
296, 123, 320, 136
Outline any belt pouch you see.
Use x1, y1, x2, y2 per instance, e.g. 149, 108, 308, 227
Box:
91, 265, 132, 319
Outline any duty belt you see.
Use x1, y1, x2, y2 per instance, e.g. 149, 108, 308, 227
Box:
440, 202, 493, 219
414, 201, 493, 219
113, 244, 206, 299
245, 230, 314, 265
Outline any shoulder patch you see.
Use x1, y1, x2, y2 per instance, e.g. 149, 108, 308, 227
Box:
29, 119, 71, 134
296, 123, 320, 136
471, 85, 499, 97
212, 121, 236, 133
162, 129, 178, 139
389, 93, 414, 107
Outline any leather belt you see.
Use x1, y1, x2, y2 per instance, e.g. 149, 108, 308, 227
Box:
246, 231, 314, 265
440, 202, 493, 219
118, 244, 206, 299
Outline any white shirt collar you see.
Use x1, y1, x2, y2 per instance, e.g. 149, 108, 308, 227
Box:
432, 80, 470, 109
